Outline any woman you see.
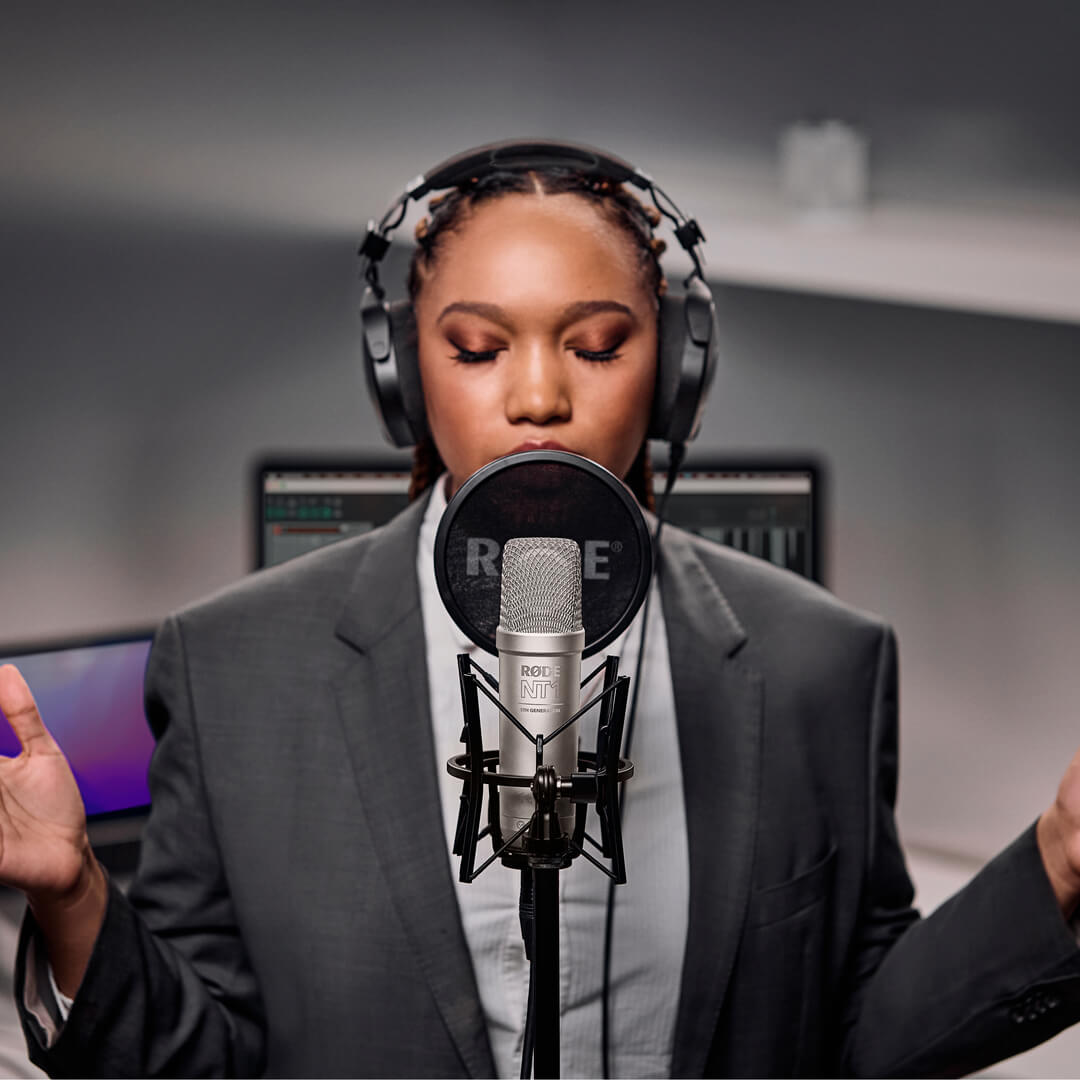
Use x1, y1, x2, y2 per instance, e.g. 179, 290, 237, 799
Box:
4, 147, 1080, 1078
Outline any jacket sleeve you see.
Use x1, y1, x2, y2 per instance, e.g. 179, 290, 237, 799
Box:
840, 626, 1080, 1077
16, 614, 266, 1078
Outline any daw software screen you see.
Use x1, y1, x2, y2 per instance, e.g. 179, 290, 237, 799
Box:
257, 461, 821, 583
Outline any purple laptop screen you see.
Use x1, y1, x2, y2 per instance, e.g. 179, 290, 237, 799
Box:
0, 637, 154, 817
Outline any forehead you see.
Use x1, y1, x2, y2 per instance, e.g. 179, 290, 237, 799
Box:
417, 192, 651, 308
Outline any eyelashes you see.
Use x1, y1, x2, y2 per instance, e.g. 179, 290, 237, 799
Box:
451, 344, 500, 364
449, 341, 623, 365
574, 347, 619, 363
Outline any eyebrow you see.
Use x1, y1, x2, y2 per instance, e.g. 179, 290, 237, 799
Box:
436, 299, 635, 329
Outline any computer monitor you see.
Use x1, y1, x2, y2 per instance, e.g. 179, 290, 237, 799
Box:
0, 628, 156, 861
656, 464, 821, 583
255, 458, 823, 584
257, 460, 411, 570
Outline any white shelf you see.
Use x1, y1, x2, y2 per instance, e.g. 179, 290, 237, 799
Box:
665, 181, 1080, 325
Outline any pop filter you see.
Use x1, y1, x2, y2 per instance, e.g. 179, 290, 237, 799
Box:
434, 451, 652, 658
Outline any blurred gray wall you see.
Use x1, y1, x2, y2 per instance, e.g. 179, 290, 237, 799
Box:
2, 0, 1078, 868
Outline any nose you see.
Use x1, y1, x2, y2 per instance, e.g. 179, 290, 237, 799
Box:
504, 344, 571, 426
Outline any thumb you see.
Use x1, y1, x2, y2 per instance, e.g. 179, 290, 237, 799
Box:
0, 664, 59, 756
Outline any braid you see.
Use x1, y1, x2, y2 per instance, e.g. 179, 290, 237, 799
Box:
408, 436, 446, 502
624, 442, 656, 513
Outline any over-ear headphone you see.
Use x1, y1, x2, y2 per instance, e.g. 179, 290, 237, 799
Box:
358, 139, 720, 450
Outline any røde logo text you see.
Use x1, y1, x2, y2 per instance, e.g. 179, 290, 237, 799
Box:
520, 664, 561, 679
466, 538, 615, 579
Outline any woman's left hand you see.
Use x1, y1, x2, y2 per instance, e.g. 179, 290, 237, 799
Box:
1037, 746, 1080, 919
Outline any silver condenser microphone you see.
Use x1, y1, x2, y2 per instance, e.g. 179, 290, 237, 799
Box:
497, 537, 585, 846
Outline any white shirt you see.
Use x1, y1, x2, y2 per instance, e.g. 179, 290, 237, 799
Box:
419, 477, 690, 1079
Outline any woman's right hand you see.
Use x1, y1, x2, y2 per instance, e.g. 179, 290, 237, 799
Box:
0, 664, 90, 898
0, 663, 106, 995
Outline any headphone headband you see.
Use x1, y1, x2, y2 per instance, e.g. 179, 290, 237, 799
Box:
412, 139, 648, 199
360, 138, 705, 285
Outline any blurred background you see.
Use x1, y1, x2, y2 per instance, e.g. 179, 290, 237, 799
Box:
1, 1, 1079, 1075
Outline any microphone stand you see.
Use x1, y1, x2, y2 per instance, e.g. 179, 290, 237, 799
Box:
447, 655, 634, 1080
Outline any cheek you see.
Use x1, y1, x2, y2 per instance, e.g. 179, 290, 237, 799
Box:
418, 357, 500, 471
588, 357, 656, 431
424, 374, 467, 444
575, 367, 655, 479
426, 366, 498, 413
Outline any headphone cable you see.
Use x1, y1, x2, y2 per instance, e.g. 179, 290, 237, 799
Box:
600, 440, 686, 1079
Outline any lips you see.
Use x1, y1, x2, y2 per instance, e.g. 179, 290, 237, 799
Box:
507, 439, 573, 455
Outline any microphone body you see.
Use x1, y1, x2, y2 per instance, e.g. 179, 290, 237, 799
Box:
497, 626, 584, 843
496, 537, 584, 846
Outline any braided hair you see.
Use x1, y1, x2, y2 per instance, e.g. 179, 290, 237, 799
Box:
406, 167, 667, 510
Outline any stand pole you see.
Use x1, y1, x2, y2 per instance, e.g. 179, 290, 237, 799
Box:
531, 867, 560, 1079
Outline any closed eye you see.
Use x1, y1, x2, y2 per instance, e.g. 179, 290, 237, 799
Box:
450, 341, 501, 364
574, 347, 620, 363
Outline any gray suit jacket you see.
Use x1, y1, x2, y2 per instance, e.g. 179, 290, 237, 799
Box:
17, 493, 1080, 1077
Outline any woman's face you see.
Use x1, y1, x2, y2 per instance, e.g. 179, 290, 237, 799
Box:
414, 192, 658, 495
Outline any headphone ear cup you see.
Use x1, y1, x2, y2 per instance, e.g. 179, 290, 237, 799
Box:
387, 299, 428, 445
360, 290, 427, 448
649, 282, 719, 445
650, 293, 689, 441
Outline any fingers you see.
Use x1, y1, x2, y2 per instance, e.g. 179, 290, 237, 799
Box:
0, 664, 55, 754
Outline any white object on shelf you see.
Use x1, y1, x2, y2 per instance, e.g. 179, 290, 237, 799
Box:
779, 118, 870, 225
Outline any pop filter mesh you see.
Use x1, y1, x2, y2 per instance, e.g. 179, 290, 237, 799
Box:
435, 451, 652, 656
500, 538, 583, 634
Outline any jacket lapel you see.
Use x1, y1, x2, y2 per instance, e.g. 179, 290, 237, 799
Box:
332, 495, 495, 1078
661, 530, 763, 1079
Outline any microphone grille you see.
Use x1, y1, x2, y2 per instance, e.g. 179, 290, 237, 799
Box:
499, 537, 583, 634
